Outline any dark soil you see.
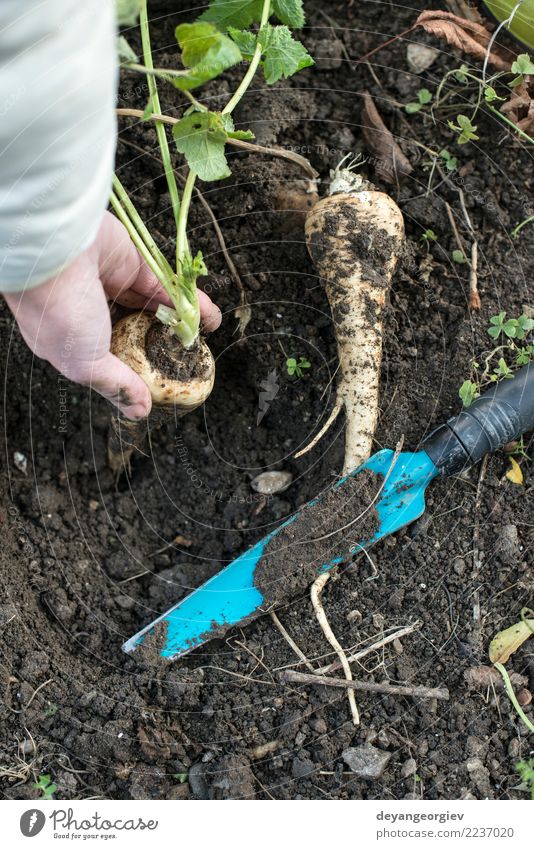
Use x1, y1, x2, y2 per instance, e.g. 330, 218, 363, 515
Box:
145, 320, 210, 382
1, 1, 533, 802
256, 470, 380, 605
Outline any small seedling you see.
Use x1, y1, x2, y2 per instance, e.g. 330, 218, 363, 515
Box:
488, 311, 534, 340
33, 774, 57, 800
511, 214, 534, 238
448, 114, 479, 144
173, 772, 188, 783
489, 609, 534, 735
459, 379, 479, 408
452, 249, 467, 264
420, 228, 437, 249
405, 88, 432, 114
439, 148, 457, 171
286, 356, 311, 378
510, 53, 534, 87
515, 759, 534, 800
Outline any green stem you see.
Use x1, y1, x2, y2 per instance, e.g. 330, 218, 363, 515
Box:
109, 191, 168, 285
176, 170, 196, 265
112, 175, 174, 278
486, 103, 534, 145
494, 663, 534, 734
222, 0, 272, 115
139, 1, 181, 234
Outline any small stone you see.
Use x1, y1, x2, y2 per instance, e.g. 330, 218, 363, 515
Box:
517, 688, 532, 707
188, 762, 209, 799
407, 43, 439, 74
292, 756, 314, 779
495, 524, 520, 565
310, 717, 327, 734
250, 471, 293, 495
88, 499, 99, 511
347, 609, 362, 625
393, 638, 404, 655
402, 758, 417, 778
372, 613, 385, 630
508, 739, 520, 758
20, 739, 34, 756
453, 557, 466, 576
466, 757, 484, 773
13, 452, 27, 475
342, 744, 391, 780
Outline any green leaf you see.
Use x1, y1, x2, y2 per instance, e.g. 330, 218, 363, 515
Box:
200, 0, 263, 30
220, 113, 255, 140
258, 24, 314, 84
228, 27, 257, 58
272, 0, 306, 28
439, 149, 457, 171
511, 53, 534, 76
452, 249, 467, 264
116, 0, 143, 26
459, 380, 479, 408
484, 85, 502, 103
455, 64, 469, 83
418, 88, 432, 104
405, 101, 422, 114
174, 22, 242, 90
173, 111, 232, 181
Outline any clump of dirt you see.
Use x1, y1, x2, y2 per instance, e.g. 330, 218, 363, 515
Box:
145, 321, 210, 382
255, 469, 380, 605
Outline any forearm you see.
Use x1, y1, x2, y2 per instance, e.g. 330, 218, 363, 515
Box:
0, 0, 117, 293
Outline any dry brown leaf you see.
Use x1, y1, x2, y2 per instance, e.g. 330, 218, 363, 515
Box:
501, 77, 534, 134
360, 90, 413, 184
415, 10, 514, 72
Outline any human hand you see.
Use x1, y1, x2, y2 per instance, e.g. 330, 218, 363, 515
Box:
3, 211, 222, 420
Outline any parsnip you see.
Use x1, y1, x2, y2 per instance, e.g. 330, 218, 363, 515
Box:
303, 167, 404, 473
107, 311, 215, 472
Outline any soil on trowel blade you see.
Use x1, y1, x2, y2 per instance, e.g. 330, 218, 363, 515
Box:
255, 470, 380, 605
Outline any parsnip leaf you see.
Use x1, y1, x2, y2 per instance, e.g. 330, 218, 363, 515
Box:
229, 24, 313, 84
174, 22, 242, 90
173, 111, 232, 181
272, 0, 305, 28
200, 0, 263, 30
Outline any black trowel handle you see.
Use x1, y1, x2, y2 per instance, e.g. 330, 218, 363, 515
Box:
422, 363, 534, 476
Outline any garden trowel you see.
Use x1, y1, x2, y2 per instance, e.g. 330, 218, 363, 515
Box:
123, 364, 534, 659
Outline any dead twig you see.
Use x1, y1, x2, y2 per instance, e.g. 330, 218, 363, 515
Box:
116, 108, 319, 179
311, 572, 360, 725
280, 669, 450, 700
469, 240, 481, 310
270, 611, 316, 672
316, 621, 422, 674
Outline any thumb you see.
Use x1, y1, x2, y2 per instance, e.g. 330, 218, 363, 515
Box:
83, 352, 152, 420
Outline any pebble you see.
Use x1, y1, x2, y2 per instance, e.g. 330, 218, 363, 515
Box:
250, 471, 293, 495
188, 762, 209, 799
292, 756, 314, 779
342, 744, 391, 779
453, 556, 466, 576
402, 758, 417, 778
495, 523, 520, 564
347, 609, 362, 625
517, 688, 532, 706
13, 452, 27, 475
406, 43, 439, 74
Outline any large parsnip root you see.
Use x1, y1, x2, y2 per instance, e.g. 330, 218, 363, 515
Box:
303, 168, 404, 474
107, 311, 214, 472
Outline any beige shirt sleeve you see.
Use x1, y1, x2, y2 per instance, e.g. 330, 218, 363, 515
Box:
0, 0, 117, 292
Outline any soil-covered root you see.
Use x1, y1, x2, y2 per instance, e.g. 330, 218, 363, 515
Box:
107, 311, 215, 471
304, 173, 405, 474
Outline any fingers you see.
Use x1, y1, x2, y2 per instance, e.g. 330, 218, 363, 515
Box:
97, 211, 171, 310
77, 352, 152, 420
198, 289, 222, 333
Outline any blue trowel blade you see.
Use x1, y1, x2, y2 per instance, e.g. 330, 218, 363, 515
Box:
122, 449, 439, 659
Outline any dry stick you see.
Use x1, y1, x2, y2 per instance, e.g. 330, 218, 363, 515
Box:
316, 621, 422, 675
294, 397, 343, 458
116, 108, 319, 179
469, 241, 481, 310
311, 572, 360, 725
280, 669, 450, 700
119, 136, 249, 329
270, 611, 316, 673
